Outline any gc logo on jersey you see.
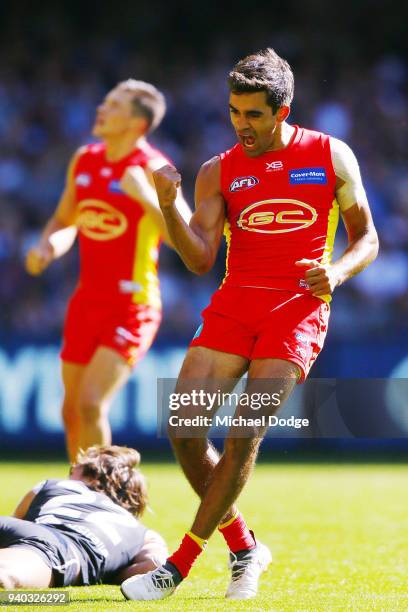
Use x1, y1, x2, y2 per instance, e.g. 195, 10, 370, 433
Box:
76, 199, 128, 240
230, 176, 259, 192
237, 199, 317, 234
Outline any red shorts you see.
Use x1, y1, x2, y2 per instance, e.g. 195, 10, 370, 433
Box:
190, 286, 330, 382
61, 290, 161, 367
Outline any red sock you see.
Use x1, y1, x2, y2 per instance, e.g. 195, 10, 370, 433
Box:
167, 532, 206, 578
218, 512, 256, 553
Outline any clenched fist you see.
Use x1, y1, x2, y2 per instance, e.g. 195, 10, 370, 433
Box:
295, 258, 340, 296
25, 243, 54, 276
153, 165, 181, 209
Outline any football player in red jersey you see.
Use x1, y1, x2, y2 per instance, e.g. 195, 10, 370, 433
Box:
121, 50, 378, 601
25, 80, 191, 462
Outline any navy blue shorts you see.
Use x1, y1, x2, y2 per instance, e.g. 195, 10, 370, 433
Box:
0, 517, 83, 587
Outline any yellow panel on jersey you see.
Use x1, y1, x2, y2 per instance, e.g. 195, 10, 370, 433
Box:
131, 214, 161, 309
220, 220, 232, 287
319, 198, 340, 304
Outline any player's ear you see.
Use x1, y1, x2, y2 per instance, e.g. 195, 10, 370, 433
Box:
276, 105, 290, 122
131, 115, 149, 135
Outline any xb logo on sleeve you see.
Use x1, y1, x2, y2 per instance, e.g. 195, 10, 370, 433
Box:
230, 176, 259, 192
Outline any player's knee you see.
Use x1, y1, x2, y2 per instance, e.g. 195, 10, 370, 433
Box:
169, 433, 203, 456
62, 402, 79, 428
78, 398, 105, 424
224, 437, 260, 463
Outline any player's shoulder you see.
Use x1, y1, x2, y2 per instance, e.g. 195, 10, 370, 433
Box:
41, 478, 89, 494
197, 155, 222, 181
218, 143, 240, 161
141, 141, 165, 159
36, 478, 59, 490
329, 137, 362, 185
201, 154, 221, 170
31, 478, 65, 496
77, 142, 105, 161
135, 140, 170, 168
297, 125, 331, 145
70, 142, 104, 171
328, 135, 356, 160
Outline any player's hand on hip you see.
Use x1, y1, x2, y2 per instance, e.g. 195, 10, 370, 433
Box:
153, 165, 181, 209
295, 258, 340, 296
25, 244, 54, 276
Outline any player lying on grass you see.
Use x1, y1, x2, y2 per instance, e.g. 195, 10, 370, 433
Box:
0, 446, 167, 589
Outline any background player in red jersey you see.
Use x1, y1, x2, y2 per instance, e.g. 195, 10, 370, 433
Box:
0, 445, 167, 588
25, 80, 191, 462
122, 50, 379, 601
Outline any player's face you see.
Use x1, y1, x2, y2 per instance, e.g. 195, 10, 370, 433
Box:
229, 91, 286, 157
93, 88, 146, 138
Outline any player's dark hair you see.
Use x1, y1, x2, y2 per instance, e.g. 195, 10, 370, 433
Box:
228, 48, 294, 114
75, 445, 148, 517
119, 79, 166, 132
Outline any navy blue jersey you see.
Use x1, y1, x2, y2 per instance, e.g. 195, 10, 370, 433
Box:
25, 479, 147, 583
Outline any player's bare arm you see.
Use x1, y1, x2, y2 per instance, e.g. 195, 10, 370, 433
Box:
112, 529, 168, 582
13, 490, 37, 519
153, 156, 226, 275
120, 157, 192, 248
296, 139, 378, 297
25, 148, 83, 276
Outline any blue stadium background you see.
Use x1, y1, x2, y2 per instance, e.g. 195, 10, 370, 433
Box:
0, 0, 407, 455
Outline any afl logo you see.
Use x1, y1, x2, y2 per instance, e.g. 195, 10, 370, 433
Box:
76, 200, 128, 240
237, 199, 317, 234
230, 176, 259, 192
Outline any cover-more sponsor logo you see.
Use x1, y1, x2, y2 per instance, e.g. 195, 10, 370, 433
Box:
289, 167, 327, 185
76, 199, 128, 240
230, 176, 259, 192
237, 199, 317, 234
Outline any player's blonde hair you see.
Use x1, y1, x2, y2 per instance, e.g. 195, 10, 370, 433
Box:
118, 79, 166, 132
74, 445, 148, 517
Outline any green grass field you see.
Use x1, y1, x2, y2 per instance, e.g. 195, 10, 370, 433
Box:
0, 461, 407, 611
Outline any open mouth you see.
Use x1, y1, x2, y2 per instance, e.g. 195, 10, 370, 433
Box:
239, 134, 257, 149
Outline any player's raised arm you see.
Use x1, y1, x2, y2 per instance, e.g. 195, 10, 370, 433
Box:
296, 139, 379, 297
120, 158, 192, 248
24, 148, 82, 276
153, 156, 226, 275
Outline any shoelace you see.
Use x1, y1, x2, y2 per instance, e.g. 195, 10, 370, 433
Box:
230, 551, 258, 582
151, 567, 176, 591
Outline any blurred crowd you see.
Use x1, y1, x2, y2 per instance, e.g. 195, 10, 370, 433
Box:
0, 10, 407, 344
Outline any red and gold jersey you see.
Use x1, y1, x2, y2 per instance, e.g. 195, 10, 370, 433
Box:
73, 142, 165, 309
220, 126, 338, 302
